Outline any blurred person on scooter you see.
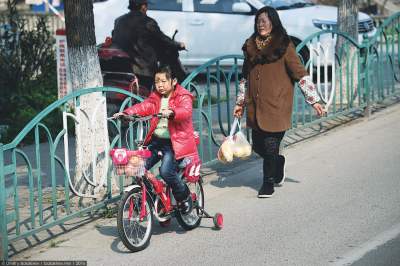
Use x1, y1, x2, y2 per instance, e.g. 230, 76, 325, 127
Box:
112, 0, 187, 90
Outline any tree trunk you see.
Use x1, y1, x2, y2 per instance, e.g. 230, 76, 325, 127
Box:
338, 0, 358, 41
336, 0, 359, 107
64, 0, 109, 197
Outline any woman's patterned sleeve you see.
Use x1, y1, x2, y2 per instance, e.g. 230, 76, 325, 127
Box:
298, 75, 321, 105
235, 78, 246, 106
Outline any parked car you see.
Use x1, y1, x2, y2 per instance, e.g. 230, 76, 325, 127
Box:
93, 0, 377, 68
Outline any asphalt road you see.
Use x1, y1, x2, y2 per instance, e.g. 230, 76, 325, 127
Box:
14, 104, 400, 265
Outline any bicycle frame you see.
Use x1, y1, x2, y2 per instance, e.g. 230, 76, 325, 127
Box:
114, 114, 176, 221
112, 114, 222, 253
125, 168, 185, 222
112, 113, 218, 226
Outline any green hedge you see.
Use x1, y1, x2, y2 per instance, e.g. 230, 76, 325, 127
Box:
0, 1, 61, 144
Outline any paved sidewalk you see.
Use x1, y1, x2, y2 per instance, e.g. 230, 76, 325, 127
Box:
9, 103, 400, 265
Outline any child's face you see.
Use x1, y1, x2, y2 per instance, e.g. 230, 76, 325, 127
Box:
154, 73, 176, 97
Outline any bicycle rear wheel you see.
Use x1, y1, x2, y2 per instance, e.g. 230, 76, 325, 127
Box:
117, 188, 153, 252
176, 179, 204, 230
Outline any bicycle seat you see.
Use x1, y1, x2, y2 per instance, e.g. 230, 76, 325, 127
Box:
155, 152, 194, 170
178, 157, 191, 169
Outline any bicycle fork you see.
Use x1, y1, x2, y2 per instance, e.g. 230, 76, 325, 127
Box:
140, 182, 147, 221
126, 181, 148, 222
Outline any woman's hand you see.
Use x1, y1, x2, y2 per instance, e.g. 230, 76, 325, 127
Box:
233, 105, 244, 118
312, 103, 326, 117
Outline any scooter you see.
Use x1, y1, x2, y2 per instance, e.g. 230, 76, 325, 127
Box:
97, 30, 187, 106
98, 37, 150, 106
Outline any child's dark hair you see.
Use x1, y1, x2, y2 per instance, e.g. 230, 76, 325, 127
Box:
155, 65, 175, 80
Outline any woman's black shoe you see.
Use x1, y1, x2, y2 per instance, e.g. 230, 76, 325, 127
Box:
258, 182, 274, 198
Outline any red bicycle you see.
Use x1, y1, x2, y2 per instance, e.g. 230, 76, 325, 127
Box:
109, 114, 223, 252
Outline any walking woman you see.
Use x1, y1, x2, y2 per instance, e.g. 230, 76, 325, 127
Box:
234, 6, 325, 198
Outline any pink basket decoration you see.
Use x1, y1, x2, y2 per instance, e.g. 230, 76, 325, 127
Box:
110, 148, 151, 177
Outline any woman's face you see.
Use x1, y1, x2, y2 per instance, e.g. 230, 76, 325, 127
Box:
154, 73, 176, 97
257, 12, 272, 37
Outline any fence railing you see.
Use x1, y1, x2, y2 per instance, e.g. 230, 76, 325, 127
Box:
181, 55, 244, 163
292, 12, 399, 126
0, 88, 144, 260
1, 11, 400, 261
180, 13, 399, 153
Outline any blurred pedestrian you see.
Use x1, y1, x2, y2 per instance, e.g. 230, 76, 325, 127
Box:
233, 6, 325, 198
112, 0, 186, 89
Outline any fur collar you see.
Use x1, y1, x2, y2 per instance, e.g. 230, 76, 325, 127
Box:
242, 32, 290, 67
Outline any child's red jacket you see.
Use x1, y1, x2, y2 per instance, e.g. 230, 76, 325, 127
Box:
123, 84, 198, 160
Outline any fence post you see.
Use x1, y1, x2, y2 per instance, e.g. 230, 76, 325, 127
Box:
0, 144, 8, 261
361, 34, 371, 118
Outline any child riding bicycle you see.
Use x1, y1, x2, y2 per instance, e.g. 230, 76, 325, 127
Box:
113, 65, 197, 214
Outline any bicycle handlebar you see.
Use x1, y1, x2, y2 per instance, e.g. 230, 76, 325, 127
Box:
107, 113, 162, 146
108, 113, 162, 122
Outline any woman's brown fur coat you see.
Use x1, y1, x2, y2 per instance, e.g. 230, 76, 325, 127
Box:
242, 32, 308, 132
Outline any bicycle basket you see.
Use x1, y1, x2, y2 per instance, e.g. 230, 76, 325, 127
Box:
110, 148, 151, 177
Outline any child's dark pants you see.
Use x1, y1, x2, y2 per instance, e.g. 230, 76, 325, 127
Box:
145, 136, 189, 201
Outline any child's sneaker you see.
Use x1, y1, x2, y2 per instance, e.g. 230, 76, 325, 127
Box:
177, 195, 193, 215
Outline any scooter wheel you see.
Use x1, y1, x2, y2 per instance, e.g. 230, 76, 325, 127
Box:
159, 219, 171, 228
213, 213, 223, 230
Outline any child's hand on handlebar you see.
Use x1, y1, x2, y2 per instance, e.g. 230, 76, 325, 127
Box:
112, 112, 125, 119
161, 109, 174, 118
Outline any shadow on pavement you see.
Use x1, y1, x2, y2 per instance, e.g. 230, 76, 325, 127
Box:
205, 155, 302, 192
96, 217, 217, 254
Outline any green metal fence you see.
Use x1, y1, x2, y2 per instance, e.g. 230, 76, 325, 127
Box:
0, 88, 144, 260
292, 13, 399, 127
182, 55, 244, 163
180, 13, 399, 162
1, 12, 400, 261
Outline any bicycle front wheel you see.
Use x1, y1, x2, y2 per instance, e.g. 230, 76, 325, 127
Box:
176, 179, 204, 230
117, 188, 153, 252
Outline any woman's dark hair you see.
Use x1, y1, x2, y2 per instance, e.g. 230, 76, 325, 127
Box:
154, 65, 175, 80
253, 6, 287, 37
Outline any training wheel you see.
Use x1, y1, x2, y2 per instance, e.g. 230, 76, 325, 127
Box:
213, 213, 223, 230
